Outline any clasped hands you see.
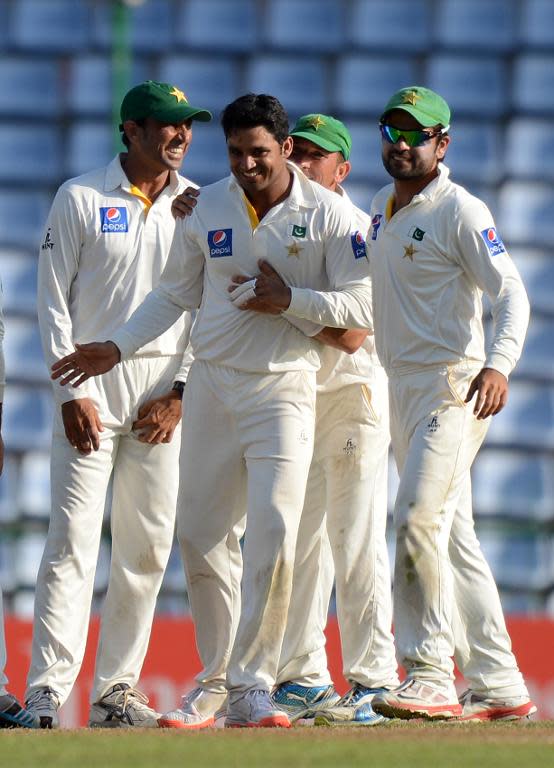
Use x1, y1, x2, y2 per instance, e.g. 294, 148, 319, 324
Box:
229, 259, 291, 315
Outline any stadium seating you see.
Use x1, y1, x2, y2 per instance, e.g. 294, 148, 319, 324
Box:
426, 55, 508, 118
264, 0, 344, 52
513, 54, 554, 114
4, 316, 48, 384
510, 249, 554, 316
0, 249, 38, 317
2, 386, 54, 453
0, 124, 62, 184
8, 0, 91, 52
93, 0, 173, 52
0, 191, 51, 249
174, 0, 259, 52
348, 0, 432, 52
505, 119, 554, 181
334, 55, 418, 117
158, 56, 241, 114
17, 451, 51, 519
0, 58, 61, 118
521, 0, 554, 48
246, 55, 329, 115
498, 182, 554, 247
486, 380, 554, 451
443, 122, 502, 186
67, 121, 114, 179
435, 0, 517, 52
176, 123, 229, 186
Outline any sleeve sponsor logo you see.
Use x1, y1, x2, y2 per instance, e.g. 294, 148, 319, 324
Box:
351, 230, 367, 259
41, 228, 54, 250
370, 214, 383, 241
100, 207, 128, 233
480, 227, 506, 256
207, 228, 233, 257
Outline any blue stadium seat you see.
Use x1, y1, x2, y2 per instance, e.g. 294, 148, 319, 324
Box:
12, 590, 37, 619
473, 449, 554, 521
0, 540, 17, 592
3, 386, 54, 453
478, 528, 553, 591
67, 121, 114, 179
485, 381, 554, 451
161, 545, 186, 593
505, 119, 554, 181
341, 182, 380, 215
93, 539, 111, 593
14, 532, 47, 588
246, 56, 329, 115
0, 455, 21, 524
0, 124, 62, 184
264, 0, 344, 52
0, 191, 51, 249
346, 120, 388, 186
513, 54, 554, 114
444, 122, 501, 185
435, 0, 517, 51
17, 451, 50, 519
0, 58, 61, 118
8, 0, 91, 52
498, 182, 554, 246
334, 55, 417, 117
174, 0, 259, 52
510, 249, 554, 316
92, 0, 172, 52
180, 124, 229, 187
158, 56, 240, 114
515, 316, 554, 382
426, 55, 507, 117
4, 316, 47, 383
348, 0, 432, 52
521, 0, 554, 49
0, 249, 38, 316
68, 57, 147, 116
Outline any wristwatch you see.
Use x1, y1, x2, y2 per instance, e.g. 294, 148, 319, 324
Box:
172, 381, 186, 400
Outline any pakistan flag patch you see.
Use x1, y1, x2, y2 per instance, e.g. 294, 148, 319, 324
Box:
290, 224, 307, 238
409, 226, 425, 241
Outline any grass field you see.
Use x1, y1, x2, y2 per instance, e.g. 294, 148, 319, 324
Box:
2, 721, 553, 768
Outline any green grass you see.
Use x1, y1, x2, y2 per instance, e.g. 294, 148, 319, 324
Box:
2, 722, 554, 768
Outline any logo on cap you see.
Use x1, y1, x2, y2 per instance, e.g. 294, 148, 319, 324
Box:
208, 229, 233, 257
479, 227, 506, 257
351, 231, 367, 259
100, 207, 128, 233
169, 86, 187, 103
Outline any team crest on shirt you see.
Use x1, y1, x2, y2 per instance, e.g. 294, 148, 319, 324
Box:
480, 227, 506, 257
370, 214, 383, 241
100, 207, 128, 233
351, 230, 367, 259
207, 229, 233, 257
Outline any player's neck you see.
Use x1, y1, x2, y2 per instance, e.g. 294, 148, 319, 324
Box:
391, 168, 438, 214
244, 170, 293, 221
120, 154, 171, 204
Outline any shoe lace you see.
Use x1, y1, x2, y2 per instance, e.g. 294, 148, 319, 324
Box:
27, 688, 59, 709
341, 685, 367, 706
112, 687, 150, 713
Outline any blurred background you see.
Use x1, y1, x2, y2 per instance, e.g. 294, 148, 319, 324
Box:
0, 0, 552, 631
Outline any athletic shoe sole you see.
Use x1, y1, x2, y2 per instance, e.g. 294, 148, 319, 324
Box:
158, 715, 215, 729
225, 715, 291, 728
373, 700, 462, 720
460, 702, 537, 722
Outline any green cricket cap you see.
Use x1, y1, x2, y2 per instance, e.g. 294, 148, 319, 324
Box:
119, 80, 212, 130
380, 86, 451, 128
290, 114, 352, 160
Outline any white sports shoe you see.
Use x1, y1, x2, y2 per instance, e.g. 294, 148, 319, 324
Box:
158, 687, 227, 729
458, 690, 537, 721
225, 689, 291, 728
372, 679, 462, 720
88, 683, 160, 728
25, 687, 61, 729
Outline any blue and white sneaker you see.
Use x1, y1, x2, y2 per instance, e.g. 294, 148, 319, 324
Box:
0, 693, 40, 728
271, 682, 340, 722
314, 684, 389, 726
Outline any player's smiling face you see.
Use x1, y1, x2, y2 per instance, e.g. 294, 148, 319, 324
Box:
381, 109, 449, 181
227, 126, 293, 196
134, 117, 193, 172
290, 137, 350, 192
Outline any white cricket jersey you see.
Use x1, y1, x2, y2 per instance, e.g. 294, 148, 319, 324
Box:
38, 155, 194, 404
315, 186, 382, 394
368, 164, 529, 378
112, 162, 373, 374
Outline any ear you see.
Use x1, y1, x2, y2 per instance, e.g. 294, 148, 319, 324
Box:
436, 133, 450, 161
122, 120, 143, 146
335, 159, 351, 185
282, 136, 294, 158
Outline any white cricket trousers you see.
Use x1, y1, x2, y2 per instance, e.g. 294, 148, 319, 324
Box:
389, 360, 529, 697
277, 370, 398, 689
26, 356, 182, 705
177, 360, 316, 695
0, 589, 7, 695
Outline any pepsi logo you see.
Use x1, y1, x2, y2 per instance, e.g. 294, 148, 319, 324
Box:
106, 207, 121, 223
355, 231, 365, 245
487, 228, 496, 242
213, 230, 227, 246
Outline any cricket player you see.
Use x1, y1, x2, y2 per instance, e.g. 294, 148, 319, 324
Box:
362, 87, 535, 721
50, 93, 374, 729
271, 114, 399, 726
25, 81, 211, 728
0, 294, 39, 729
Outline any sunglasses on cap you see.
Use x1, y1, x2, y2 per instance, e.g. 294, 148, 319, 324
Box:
379, 122, 449, 148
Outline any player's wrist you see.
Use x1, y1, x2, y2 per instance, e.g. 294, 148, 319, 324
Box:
171, 381, 186, 400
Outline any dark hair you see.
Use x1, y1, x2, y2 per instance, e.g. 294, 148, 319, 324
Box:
120, 118, 146, 149
221, 93, 289, 144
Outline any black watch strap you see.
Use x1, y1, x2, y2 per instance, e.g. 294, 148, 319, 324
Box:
172, 381, 186, 399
